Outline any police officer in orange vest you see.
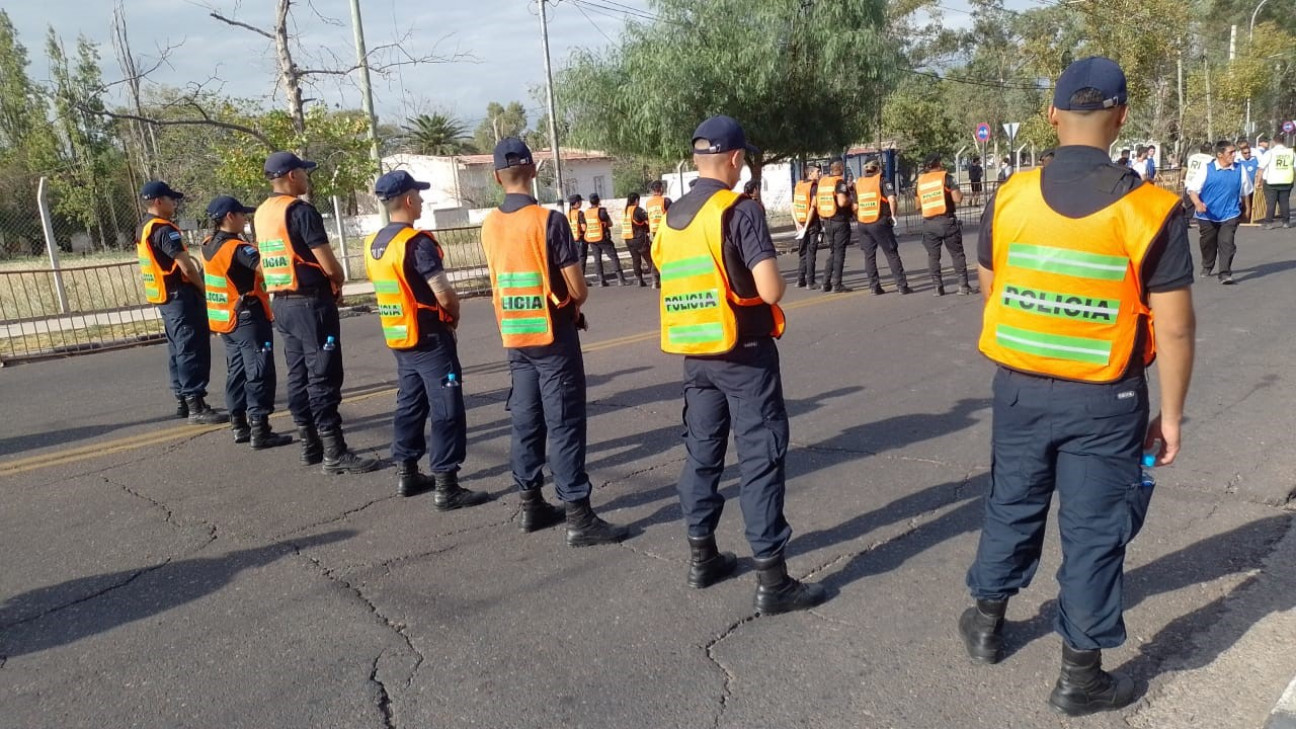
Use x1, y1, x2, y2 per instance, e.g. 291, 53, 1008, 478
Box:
622, 192, 656, 287
137, 181, 227, 425
818, 160, 855, 293
853, 159, 912, 295
567, 194, 587, 275
917, 154, 974, 296
653, 116, 826, 615
583, 193, 628, 287
481, 138, 628, 546
364, 171, 491, 508
644, 181, 672, 242
792, 165, 822, 288
255, 151, 377, 474
201, 196, 292, 448
959, 57, 1197, 716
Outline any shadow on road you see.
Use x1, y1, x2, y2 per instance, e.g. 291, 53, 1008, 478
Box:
1234, 258, 1296, 283
0, 530, 355, 658
0, 413, 181, 458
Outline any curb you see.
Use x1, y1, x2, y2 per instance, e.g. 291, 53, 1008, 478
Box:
1266, 676, 1296, 729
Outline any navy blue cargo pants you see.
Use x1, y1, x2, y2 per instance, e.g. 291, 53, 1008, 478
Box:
677, 337, 793, 560
966, 367, 1154, 650
158, 285, 211, 398
271, 293, 344, 431
506, 320, 593, 502
857, 220, 909, 290
222, 301, 277, 419
391, 328, 467, 474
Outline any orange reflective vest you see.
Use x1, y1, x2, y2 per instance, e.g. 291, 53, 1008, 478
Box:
652, 189, 786, 355
855, 175, 883, 224
481, 205, 569, 348
918, 170, 949, 218
645, 195, 667, 237
202, 235, 273, 334
816, 175, 843, 218
363, 226, 448, 349
622, 204, 645, 240
254, 195, 326, 293
137, 217, 183, 304
567, 207, 584, 238
582, 206, 605, 243
979, 169, 1181, 383
792, 180, 815, 225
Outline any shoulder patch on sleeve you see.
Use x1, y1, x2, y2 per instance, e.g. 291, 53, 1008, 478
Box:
241, 245, 258, 257
167, 230, 183, 241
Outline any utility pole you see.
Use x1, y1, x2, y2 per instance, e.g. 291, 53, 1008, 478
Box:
538, 0, 565, 202
348, 0, 387, 223
1205, 58, 1214, 142
1177, 52, 1184, 158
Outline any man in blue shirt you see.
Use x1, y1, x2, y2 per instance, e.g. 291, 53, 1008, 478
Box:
1236, 139, 1261, 221
1187, 140, 1253, 285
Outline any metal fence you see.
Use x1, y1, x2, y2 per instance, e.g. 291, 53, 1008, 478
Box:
337, 225, 491, 297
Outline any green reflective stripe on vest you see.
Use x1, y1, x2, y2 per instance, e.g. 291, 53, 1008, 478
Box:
995, 324, 1112, 365
372, 280, 400, 294
667, 322, 725, 344
139, 257, 152, 268
1007, 244, 1128, 281
497, 272, 543, 288
260, 238, 287, 253
265, 273, 292, 287
660, 256, 714, 282
204, 273, 225, 288
1000, 286, 1120, 321
500, 318, 549, 334
144, 285, 160, 298
383, 325, 409, 341
208, 309, 231, 322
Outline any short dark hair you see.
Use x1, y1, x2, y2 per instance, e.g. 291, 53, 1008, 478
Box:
972, 156, 981, 162
589, 193, 600, 205
626, 192, 640, 204
742, 180, 759, 196
649, 180, 663, 193
1215, 139, 1235, 155
1200, 143, 1214, 154
1120, 149, 1131, 155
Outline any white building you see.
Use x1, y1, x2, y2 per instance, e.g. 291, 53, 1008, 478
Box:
660, 162, 795, 216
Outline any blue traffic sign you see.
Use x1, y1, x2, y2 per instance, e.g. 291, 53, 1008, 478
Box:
975, 123, 991, 142
1284, 120, 1295, 134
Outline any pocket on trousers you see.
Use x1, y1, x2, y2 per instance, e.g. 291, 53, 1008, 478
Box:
1083, 388, 1144, 419
1121, 480, 1155, 546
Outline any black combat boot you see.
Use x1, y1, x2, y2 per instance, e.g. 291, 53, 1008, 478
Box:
518, 488, 565, 532
432, 471, 491, 511
185, 395, 229, 425
298, 425, 324, 465
687, 535, 738, 589
933, 283, 946, 297
958, 283, 976, 295
395, 459, 436, 497
319, 428, 380, 475
958, 598, 1007, 664
175, 396, 189, 419
230, 413, 251, 444
1047, 644, 1135, 717
752, 553, 828, 615
248, 416, 291, 450
564, 497, 629, 547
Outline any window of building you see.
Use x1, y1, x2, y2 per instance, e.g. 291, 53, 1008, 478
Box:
593, 175, 607, 197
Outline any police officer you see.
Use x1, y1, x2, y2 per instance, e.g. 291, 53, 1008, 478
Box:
136, 181, 227, 425
583, 193, 628, 287
817, 160, 854, 293
364, 171, 491, 508
644, 181, 672, 245
621, 192, 656, 287
201, 196, 291, 448
959, 57, 1197, 717
567, 194, 587, 275
853, 159, 912, 296
652, 115, 826, 614
792, 165, 822, 288
255, 151, 377, 474
917, 154, 974, 296
480, 138, 628, 546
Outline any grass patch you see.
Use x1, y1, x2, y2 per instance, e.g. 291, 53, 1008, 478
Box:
2, 318, 165, 361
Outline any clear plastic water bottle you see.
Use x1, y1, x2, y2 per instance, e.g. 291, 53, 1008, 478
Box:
445, 372, 460, 388
322, 335, 336, 351
1140, 452, 1157, 488
262, 341, 273, 354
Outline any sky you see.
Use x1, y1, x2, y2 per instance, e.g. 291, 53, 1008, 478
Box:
6, 0, 1035, 128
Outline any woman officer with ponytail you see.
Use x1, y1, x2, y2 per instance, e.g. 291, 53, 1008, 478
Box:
201, 196, 292, 449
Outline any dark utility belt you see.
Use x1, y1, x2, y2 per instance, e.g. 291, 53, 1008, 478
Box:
273, 286, 331, 299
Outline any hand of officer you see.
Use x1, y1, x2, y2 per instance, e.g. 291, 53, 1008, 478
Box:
576, 312, 589, 331
1144, 413, 1181, 466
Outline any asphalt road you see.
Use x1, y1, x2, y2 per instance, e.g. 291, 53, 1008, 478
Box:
3, 224, 1296, 729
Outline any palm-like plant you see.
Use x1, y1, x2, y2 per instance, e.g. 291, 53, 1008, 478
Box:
402, 113, 472, 155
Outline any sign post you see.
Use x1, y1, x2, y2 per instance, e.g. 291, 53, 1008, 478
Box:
1003, 122, 1020, 172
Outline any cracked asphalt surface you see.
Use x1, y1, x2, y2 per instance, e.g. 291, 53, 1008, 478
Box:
3, 224, 1296, 728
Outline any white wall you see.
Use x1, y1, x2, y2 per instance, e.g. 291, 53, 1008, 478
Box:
659, 162, 794, 215
557, 159, 615, 200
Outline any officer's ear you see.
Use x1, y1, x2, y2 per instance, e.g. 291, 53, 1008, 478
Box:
494, 170, 504, 187
729, 149, 744, 171
1047, 105, 1059, 129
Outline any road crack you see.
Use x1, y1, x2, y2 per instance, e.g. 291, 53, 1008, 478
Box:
369, 651, 396, 729
703, 614, 759, 729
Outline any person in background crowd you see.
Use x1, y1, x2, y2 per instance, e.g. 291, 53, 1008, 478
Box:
567, 194, 588, 275
918, 154, 974, 296
1146, 145, 1158, 182
968, 155, 985, 205
742, 179, 761, 203
792, 165, 823, 289
853, 159, 911, 295
582, 193, 628, 287
1258, 134, 1294, 229
817, 160, 854, 293
622, 192, 656, 287
1187, 140, 1253, 285
997, 156, 1013, 182
1236, 139, 1261, 222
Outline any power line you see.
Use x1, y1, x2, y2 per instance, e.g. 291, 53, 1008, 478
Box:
569, 0, 617, 43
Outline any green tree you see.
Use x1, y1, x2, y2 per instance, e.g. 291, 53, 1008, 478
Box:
0, 10, 55, 256
555, 0, 900, 188
473, 101, 528, 153
402, 113, 472, 155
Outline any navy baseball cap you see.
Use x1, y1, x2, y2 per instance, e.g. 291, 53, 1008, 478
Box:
140, 181, 184, 200
568, 194, 583, 205
493, 138, 534, 170
264, 151, 318, 179
374, 170, 431, 201
1053, 56, 1127, 111
691, 115, 760, 156
206, 196, 256, 219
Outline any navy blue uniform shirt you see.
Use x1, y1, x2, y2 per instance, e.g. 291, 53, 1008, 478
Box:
270, 193, 331, 290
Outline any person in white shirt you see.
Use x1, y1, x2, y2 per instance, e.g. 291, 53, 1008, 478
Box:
1258, 135, 1294, 228
1132, 146, 1150, 180
1254, 138, 1271, 170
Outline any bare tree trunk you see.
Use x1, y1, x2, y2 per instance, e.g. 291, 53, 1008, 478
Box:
273, 0, 307, 146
